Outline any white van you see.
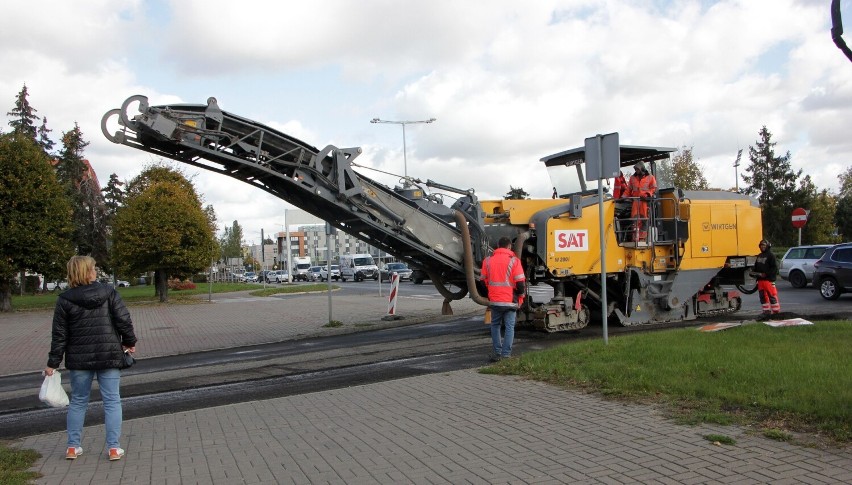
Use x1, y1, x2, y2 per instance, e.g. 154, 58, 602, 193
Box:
339, 254, 379, 282
291, 256, 313, 281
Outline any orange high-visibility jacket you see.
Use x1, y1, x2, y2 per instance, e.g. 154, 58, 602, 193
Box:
627, 173, 657, 199
481, 248, 526, 308
613, 174, 627, 198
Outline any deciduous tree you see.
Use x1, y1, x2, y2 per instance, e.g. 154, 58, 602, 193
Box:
669, 146, 708, 190
112, 166, 216, 302
790, 175, 840, 244
0, 133, 74, 311
220, 221, 244, 260
835, 167, 852, 239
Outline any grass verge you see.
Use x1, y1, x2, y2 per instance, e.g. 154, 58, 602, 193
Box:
9, 283, 338, 311
0, 442, 40, 485
482, 321, 851, 446
249, 284, 338, 297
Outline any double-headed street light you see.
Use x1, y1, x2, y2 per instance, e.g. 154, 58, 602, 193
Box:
370, 117, 436, 179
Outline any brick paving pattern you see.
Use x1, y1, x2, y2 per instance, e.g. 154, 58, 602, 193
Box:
4, 288, 850, 483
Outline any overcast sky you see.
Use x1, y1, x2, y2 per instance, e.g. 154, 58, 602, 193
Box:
2, 0, 850, 244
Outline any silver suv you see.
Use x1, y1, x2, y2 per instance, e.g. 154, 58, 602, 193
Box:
779, 244, 832, 288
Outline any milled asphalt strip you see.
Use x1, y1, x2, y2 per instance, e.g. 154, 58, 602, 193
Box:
0, 348, 487, 439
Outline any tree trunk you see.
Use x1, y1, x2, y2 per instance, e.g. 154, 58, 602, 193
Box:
155, 269, 169, 303
0, 278, 12, 312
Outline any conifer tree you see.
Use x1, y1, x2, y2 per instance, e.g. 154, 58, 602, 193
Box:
37, 116, 55, 154
742, 126, 801, 245
56, 123, 109, 265
504, 186, 530, 200
6, 84, 38, 140
103, 173, 126, 220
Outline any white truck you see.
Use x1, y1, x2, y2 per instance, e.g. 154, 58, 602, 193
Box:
339, 254, 379, 282
291, 256, 313, 281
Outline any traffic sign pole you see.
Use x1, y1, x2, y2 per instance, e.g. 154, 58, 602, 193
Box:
791, 207, 808, 245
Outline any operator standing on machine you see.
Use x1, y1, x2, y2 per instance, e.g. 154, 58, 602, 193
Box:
626, 162, 656, 243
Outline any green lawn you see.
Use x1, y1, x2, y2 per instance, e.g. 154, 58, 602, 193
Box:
483, 321, 851, 445
0, 442, 40, 485
9, 282, 338, 311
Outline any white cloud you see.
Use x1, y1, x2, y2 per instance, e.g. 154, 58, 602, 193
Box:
2, 0, 851, 242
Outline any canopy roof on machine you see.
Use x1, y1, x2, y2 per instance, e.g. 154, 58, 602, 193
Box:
540, 145, 676, 168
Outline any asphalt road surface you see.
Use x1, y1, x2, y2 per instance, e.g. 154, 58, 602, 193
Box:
1, 281, 848, 439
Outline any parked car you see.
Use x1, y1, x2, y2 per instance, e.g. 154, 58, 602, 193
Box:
258, 269, 274, 282
411, 269, 431, 285
244, 271, 258, 283
222, 272, 244, 283
779, 244, 832, 288
46, 280, 69, 291
116, 280, 131, 287
307, 266, 324, 282
380, 262, 413, 282
273, 270, 290, 283
319, 265, 341, 281
813, 242, 852, 300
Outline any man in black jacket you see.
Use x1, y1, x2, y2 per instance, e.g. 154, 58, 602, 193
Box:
752, 239, 781, 318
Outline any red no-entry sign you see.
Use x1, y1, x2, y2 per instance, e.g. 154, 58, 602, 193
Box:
791, 207, 808, 229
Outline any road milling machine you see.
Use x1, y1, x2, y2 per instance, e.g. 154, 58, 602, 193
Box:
103, 95, 763, 332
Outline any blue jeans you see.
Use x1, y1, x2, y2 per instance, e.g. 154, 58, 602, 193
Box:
490, 306, 517, 357
67, 369, 122, 450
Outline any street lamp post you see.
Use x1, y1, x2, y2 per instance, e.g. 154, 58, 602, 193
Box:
733, 149, 743, 193
370, 117, 436, 180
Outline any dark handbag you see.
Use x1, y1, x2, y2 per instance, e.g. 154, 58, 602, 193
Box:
107, 296, 136, 369
120, 349, 135, 369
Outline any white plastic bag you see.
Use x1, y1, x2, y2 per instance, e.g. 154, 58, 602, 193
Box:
39, 371, 69, 408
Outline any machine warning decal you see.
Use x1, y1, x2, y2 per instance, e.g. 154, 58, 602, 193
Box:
555, 230, 588, 251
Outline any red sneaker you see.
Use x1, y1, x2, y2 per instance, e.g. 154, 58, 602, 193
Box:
65, 446, 83, 460
108, 448, 125, 461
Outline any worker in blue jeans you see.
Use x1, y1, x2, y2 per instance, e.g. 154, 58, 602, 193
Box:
481, 236, 526, 362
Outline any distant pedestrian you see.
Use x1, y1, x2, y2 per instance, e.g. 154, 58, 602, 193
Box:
481, 236, 526, 362
752, 239, 781, 318
45, 255, 137, 461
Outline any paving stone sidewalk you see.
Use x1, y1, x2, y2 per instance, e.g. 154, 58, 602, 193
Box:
18, 370, 852, 484
5, 288, 851, 484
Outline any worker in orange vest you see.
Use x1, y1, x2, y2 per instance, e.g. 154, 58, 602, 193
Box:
612, 171, 630, 242
613, 171, 627, 199
626, 162, 657, 242
481, 236, 526, 362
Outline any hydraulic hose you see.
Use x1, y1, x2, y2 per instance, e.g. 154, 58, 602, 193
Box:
454, 210, 490, 307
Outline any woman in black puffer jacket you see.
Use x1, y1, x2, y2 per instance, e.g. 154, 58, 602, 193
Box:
44, 255, 137, 462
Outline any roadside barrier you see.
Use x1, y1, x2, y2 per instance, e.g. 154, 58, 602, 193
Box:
387, 273, 400, 316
